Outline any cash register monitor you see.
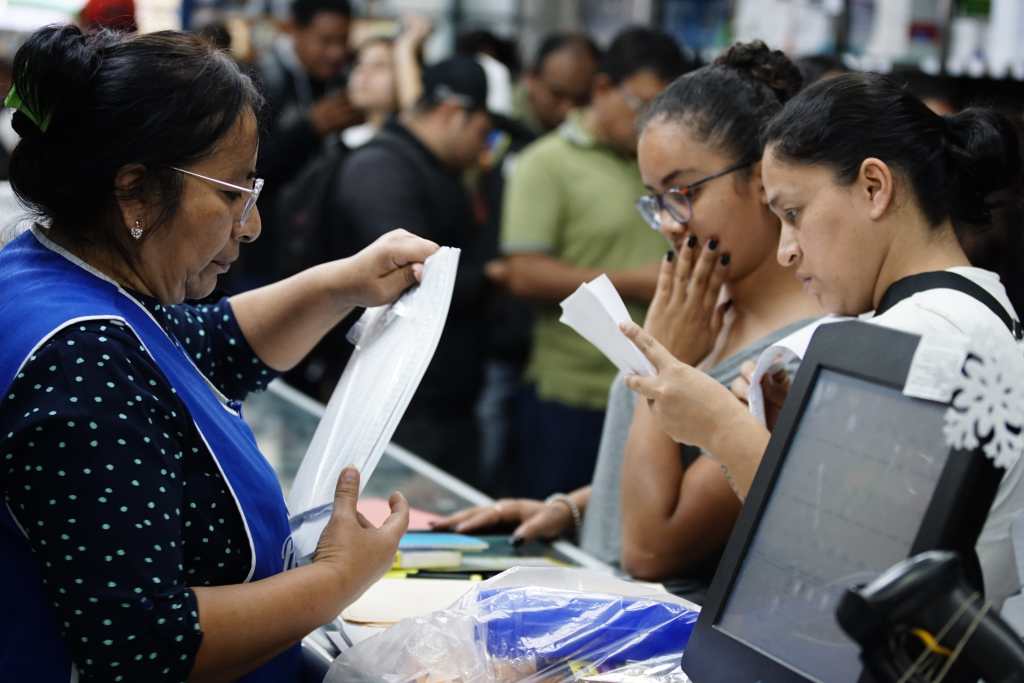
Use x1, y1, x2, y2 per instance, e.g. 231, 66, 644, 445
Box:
681, 321, 1001, 683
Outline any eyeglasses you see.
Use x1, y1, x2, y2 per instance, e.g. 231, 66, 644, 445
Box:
171, 167, 264, 225
619, 86, 652, 114
635, 159, 755, 230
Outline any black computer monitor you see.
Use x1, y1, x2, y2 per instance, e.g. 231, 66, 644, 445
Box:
681, 321, 1002, 683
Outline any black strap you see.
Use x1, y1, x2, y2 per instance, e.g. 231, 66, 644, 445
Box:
876, 271, 1024, 341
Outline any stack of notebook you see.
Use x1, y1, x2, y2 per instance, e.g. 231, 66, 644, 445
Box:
392, 532, 489, 570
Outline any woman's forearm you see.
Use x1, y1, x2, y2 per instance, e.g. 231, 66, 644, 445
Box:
569, 485, 591, 513
706, 410, 770, 500
620, 402, 744, 580
188, 563, 347, 682
619, 403, 686, 567
229, 261, 356, 372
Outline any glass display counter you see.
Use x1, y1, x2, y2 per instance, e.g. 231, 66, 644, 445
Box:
244, 380, 609, 572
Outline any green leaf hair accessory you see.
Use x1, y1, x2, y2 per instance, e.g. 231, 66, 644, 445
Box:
4, 84, 52, 133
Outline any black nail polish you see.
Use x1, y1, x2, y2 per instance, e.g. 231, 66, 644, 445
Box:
511, 535, 524, 547
708, 239, 719, 251
720, 253, 731, 266
666, 249, 674, 262
686, 235, 698, 248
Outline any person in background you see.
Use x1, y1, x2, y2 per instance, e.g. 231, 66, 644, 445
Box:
452, 33, 551, 494
493, 27, 693, 499
513, 32, 601, 136
78, 0, 136, 33
624, 72, 1024, 609
236, 0, 359, 290
341, 14, 438, 149
331, 57, 492, 487
342, 36, 399, 148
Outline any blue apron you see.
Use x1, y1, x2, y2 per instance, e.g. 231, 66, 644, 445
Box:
0, 229, 300, 682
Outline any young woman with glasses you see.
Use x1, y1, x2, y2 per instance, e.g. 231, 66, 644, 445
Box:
0, 26, 435, 682
436, 43, 820, 600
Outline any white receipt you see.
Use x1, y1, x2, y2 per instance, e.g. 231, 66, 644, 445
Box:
286, 247, 460, 559
559, 274, 655, 377
903, 333, 969, 403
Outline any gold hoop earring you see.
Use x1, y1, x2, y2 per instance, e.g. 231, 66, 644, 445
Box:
130, 219, 144, 241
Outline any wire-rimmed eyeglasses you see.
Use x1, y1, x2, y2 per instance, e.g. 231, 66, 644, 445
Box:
172, 167, 264, 226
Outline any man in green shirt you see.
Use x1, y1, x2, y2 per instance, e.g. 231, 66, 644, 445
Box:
498, 27, 693, 499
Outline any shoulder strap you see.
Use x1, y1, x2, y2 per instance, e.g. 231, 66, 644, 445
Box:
876, 271, 1024, 340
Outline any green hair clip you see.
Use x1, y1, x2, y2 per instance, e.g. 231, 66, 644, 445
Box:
4, 84, 51, 133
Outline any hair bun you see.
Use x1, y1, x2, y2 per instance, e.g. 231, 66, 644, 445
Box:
714, 40, 803, 104
10, 25, 113, 139
942, 108, 1023, 226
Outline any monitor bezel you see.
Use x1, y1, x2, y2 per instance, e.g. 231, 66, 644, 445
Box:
681, 321, 1002, 683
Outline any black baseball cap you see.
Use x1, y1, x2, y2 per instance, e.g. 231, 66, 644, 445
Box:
421, 55, 489, 112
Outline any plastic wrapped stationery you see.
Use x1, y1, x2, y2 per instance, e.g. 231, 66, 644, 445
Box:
287, 247, 461, 560
326, 568, 700, 682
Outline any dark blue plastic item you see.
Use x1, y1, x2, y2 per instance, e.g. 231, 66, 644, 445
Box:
474, 587, 698, 673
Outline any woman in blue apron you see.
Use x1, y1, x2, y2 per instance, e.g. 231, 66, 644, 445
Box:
621, 72, 1024, 607
0, 26, 431, 682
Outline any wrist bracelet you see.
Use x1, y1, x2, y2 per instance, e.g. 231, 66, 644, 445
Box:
545, 493, 582, 539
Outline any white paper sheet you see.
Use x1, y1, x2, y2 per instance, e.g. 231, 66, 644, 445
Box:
340, 578, 477, 624
559, 274, 655, 377
287, 247, 460, 558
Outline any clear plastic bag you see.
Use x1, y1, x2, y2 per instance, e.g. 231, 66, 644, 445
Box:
326, 568, 700, 682
286, 248, 460, 559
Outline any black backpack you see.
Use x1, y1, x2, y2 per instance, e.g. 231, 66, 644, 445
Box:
275, 130, 441, 401
271, 136, 350, 280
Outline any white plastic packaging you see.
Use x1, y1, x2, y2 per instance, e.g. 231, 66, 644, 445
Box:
287, 247, 460, 558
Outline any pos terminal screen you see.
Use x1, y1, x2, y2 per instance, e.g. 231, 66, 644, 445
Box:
715, 369, 951, 683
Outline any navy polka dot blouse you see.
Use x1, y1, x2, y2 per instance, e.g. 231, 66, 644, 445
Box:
1, 293, 277, 682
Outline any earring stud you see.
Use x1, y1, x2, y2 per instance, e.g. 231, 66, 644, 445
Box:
130, 219, 144, 240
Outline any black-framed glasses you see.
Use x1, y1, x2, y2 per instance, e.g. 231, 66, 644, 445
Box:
635, 159, 755, 230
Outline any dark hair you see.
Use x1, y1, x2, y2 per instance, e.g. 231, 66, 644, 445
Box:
8, 25, 262, 245
456, 30, 522, 78
793, 54, 847, 85
762, 72, 1023, 228
532, 32, 601, 74
291, 0, 350, 28
195, 21, 232, 51
600, 26, 694, 86
639, 41, 802, 169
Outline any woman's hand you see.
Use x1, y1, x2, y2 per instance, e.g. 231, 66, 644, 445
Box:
621, 321, 741, 450
432, 498, 573, 542
396, 14, 433, 52
337, 229, 439, 309
313, 468, 409, 604
644, 238, 730, 366
729, 360, 756, 405
730, 360, 791, 431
